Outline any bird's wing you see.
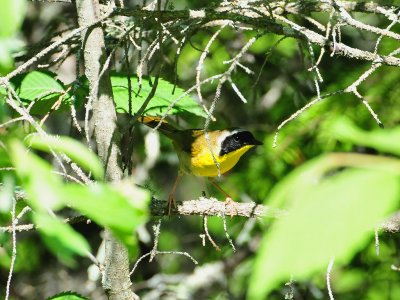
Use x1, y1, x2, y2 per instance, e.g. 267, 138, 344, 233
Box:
137, 116, 180, 140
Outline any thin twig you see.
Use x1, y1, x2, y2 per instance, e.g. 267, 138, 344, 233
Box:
222, 214, 236, 252
327, 257, 335, 300
130, 251, 198, 276
203, 215, 221, 251
5, 197, 17, 300
149, 219, 162, 262
3, 9, 113, 81
375, 228, 380, 256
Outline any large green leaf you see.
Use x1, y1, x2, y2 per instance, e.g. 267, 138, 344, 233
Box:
0, 37, 25, 75
11, 71, 70, 115
267, 153, 400, 209
249, 165, 400, 299
331, 117, 400, 156
11, 142, 91, 265
26, 134, 104, 181
34, 213, 91, 266
0, 0, 25, 73
0, 0, 26, 38
64, 181, 150, 246
112, 74, 207, 117
9, 140, 64, 211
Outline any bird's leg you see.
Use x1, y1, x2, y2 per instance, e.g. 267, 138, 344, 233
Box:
167, 174, 182, 215
208, 178, 231, 198
208, 178, 237, 217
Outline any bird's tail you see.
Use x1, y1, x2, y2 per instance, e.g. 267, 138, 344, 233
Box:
137, 116, 178, 139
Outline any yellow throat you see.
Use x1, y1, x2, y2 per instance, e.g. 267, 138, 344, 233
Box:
190, 144, 255, 177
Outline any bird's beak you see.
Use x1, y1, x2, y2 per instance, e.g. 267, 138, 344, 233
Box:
252, 138, 263, 146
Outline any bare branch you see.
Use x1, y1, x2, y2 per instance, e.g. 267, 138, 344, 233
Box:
3, 196, 400, 239
2, 9, 112, 81
380, 212, 400, 233
0, 215, 87, 233
331, 0, 400, 40
150, 197, 282, 218
115, 4, 400, 66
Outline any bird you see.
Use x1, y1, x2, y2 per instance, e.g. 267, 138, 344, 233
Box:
138, 116, 263, 215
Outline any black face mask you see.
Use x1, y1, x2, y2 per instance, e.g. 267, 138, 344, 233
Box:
220, 131, 263, 156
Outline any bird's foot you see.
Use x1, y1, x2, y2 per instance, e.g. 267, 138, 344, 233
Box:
167, 194, 177, 216
224, 197, 238, 218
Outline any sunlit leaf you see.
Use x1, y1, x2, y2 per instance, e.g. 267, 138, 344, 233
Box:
249, 167, 399, 299
26, 134, 104, 181
11, 71, 70, 115
267, 153, 400, 209
0, 0, 26, 38
34, 213, 90, 266
0, 37, 24, 74
0, 40, 15, 74
331, 117, 400, 156
9, 140, 64, 211
112, 74, 207, 117
33, 213, 90, 265
13, 71, 64, 100
64, 181, 150, 246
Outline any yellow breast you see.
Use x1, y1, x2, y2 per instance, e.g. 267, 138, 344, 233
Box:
190, 145, 254, 177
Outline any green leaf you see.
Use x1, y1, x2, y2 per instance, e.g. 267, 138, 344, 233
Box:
249, 167, 399, 299
0, 176, 13, 212
267, 153, 400, 209
0, 36, 25, 75
331, 117, 400, 156
34, 213, 90, 266
0, 0, 26, 38
26, 134, 104, 181
112, 74, 207, 117
0, 239, 41, 273
47, 291, 89, 300
9, 140, 64, 211
0, 80, 9, 96
11, 71, 70, 115
64, 181, 150, 246
0, 40, 15, 74
0, 150, 12, 171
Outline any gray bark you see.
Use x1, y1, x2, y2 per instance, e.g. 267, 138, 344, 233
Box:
75, 0, 138, 299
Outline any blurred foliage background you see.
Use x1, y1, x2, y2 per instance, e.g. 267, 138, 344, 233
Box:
1, 0, 400, 299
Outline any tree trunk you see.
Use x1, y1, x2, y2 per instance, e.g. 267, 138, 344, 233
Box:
75, 0, 138, 299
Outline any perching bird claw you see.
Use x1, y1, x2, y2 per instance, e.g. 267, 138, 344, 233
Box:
167, 193, 176, 215
224, 197, 238, 218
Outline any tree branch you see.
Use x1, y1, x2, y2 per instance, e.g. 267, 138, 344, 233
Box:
4, 196, 400, 234
114, 3, 400, 67
150, 198, 283, 218
380, 212, 400, 233
0, 197, 279, 234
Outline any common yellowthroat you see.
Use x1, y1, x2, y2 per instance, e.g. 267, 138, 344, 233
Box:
139, 116, 263, 214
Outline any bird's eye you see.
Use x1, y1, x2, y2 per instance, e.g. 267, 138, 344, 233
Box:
234, 135, 240, 142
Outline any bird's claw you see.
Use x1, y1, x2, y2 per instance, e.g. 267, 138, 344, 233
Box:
167, 194, 177, 215
224, 197, 238, 218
